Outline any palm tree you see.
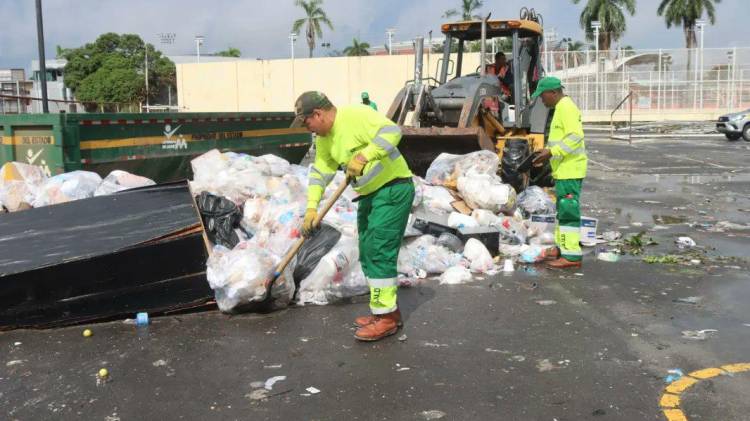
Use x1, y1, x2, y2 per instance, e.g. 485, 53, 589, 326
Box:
571, 0, 636, 52
292, 0, 334, 58
443, 0, 484, 20
343, 38, 370, 56
657, 0, 720, 70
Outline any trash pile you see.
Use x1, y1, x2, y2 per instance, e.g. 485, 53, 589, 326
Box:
0, 162, 155, 212
192, 149, 563, 314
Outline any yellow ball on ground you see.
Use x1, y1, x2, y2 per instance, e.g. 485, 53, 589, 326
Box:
83, 329, 92, 337
98, 368, 108, 378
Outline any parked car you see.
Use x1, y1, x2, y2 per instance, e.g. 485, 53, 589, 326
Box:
716, 109, 750, 141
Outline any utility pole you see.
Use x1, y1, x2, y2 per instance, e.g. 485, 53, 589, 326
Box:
35, 0, 49, 113
145, 46, 149, 112
386, 28, 396, 55
289, 33, 297, 99
195, 35, 204, 63
591, 21, 601, 110
696, 20, 706, 109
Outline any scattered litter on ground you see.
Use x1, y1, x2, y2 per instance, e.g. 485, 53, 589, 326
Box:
511, 355, 526, 362
485, 348, 508, 353
13, 342, 21, 346
305, 386, 321, 394
675, 236, 696, 249
596, 252, 620, 262
264, 375, 286, 390
152, 359, 167, 367
602, 231, 622, 241
664, 369, 683, 383
264, 364, 283, 369
673, 296, 702, 305
245, 389, 269, 401
681, 329, 718, 340
439, 266, 472, 285
82, 329, 93, 337
536, 300, 557, 306
136, 312, 149, 326
536, 359, 558, 372
421, 410, 447, 420
6, 360, 24, 367
423, 342, 449, 348
398, 334, 408, 342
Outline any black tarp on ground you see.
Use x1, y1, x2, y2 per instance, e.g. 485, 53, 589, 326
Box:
0, 181, 213, 329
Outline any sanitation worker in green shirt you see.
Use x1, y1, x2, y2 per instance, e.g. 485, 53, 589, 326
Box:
531, 77, 588, 269
293, 91, 414, 341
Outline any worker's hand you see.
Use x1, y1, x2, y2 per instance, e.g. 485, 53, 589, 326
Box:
532, 148, 552, 165
346, 154, 368, 178
302, 208, 319, 237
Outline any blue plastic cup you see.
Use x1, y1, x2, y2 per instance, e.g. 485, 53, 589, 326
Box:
136, 312, 149, 326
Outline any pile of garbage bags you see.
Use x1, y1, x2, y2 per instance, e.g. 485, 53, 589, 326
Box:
195, 148, 559, 313
0, 162, 155, 212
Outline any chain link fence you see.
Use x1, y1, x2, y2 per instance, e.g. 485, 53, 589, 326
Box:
546, 47, 750, 114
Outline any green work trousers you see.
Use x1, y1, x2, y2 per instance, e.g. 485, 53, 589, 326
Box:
555, 178, 583, 262
357, 180, 415, 314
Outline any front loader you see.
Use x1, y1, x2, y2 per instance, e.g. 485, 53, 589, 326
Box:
388, 8, 554, 192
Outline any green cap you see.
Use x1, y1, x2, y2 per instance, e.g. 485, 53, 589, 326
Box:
294, 91, 333, 124
361, 91, 369, 99
531, 76, 564, 99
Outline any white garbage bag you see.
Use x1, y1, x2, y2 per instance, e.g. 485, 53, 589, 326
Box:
32, 170, 102, 207
447, 211, 479, 229
517, 186, 555, 216
206, 244, 293, 312
421, 184, 456, 214
94, 170, 155, 196
439, 265, 473, 285
297, 236, 365, 305
463, 238, 494, 273
425, 151, 500, 187
457, 173, 516, 214
0, 162, 47, 212
398, 235, 463, 275
471, 209, 500, 226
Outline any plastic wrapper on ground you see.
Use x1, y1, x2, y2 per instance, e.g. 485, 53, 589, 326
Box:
439, 265, 473, 285
463, 238, 494, 273
32, 170, 102, 208
457, 173, 517, 214
206, 244, 293, 312
94, 170, 156, 196
517, 186, 556, 216
398, 235, 463, 275
495, 215, 528, 245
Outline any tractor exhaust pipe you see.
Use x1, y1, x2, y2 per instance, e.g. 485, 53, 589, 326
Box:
413, 36, 424, 88
480, 13, 491, 76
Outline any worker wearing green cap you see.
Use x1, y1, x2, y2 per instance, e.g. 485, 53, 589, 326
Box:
361, 92, 378, 111
294, 91, 413, 341
531, 76, 587, 269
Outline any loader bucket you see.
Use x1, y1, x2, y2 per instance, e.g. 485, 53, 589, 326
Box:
398, 126, 496, 176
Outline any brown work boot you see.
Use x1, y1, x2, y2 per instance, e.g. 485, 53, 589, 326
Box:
354, 311, 401, 341
542, 247, 560, 260
546, 257, 582, 269
354, 309, 402, 328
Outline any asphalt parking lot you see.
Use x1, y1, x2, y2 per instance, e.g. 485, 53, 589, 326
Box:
2, 134, 749, 421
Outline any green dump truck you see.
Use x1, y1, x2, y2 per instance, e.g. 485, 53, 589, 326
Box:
0, 112, 311, 182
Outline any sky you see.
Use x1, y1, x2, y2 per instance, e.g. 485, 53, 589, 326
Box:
0, 0, 745, 70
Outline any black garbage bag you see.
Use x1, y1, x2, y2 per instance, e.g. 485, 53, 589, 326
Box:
292, 224, 341, 286
196, 191, 242, 248
501, 138, 531, 193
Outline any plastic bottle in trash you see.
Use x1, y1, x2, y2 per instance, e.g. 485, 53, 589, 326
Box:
136, 312, 149, 326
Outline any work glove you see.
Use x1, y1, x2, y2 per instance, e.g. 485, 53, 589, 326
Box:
346, 154, 368, 178
302, 208, 318, 237
532, 148, 552, 166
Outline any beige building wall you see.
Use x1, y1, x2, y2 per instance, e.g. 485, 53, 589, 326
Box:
176, 53, 482, 113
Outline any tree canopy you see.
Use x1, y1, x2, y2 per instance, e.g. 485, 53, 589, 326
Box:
60, 33, 175, 107
216, 47, 241, 57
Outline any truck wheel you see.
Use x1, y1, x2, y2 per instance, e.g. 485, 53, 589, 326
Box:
743, 124, 750, 142
725, 132, 741, 141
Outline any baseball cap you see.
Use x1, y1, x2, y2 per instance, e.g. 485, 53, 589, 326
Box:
531, 76, 564, 99
293, 91, 333, 125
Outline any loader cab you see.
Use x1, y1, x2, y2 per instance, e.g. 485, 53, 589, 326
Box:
434, 18, 545, 129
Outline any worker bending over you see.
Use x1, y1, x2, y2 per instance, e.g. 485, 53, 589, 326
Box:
294, 91, 414, 341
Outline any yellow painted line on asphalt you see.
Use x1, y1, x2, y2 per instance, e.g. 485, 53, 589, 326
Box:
660, 362, 750, 420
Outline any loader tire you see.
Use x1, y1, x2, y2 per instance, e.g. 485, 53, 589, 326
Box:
501, 139, 530, 193
530, 161, 555, 188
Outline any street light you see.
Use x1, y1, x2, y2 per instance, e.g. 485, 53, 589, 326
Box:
195, 35, 204, 63
289, 33, 297, 59
695, 19, 706, 108
386, 28, 396, 55
591, 21, 601, 110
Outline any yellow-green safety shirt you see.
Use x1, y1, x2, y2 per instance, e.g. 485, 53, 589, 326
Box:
307, 105, 412, 209
548, 96, 587, 180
